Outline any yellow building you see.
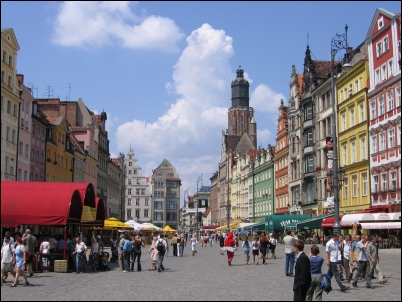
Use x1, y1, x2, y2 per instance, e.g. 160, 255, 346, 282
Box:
337, 44, 370, 213
45, 116, 74, 182
1, 28, 20, 180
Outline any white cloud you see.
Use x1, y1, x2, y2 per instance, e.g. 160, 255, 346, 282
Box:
251, 84, 286, 113
51, 1, 184, 52
257, 129, 272, 146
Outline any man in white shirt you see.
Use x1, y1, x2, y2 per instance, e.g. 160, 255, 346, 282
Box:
156, 234, 167, 272
351, 234, 372, 288
73, 236, 87, 274
284, 230, 298, 276
326, 233, 349, 292
343, 234, 352, 283
1, 235, 16, 284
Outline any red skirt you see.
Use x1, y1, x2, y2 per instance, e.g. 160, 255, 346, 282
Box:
227, 251, 234, 262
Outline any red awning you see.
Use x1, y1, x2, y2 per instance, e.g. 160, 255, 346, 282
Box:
0, 181, 95, 227
322, 215, 344, 228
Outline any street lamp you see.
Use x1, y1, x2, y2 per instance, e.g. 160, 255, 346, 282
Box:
196, 175, 202, 239
330, 24, 352, 234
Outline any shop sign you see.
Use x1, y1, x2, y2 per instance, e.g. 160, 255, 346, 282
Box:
81, 206, 97, 222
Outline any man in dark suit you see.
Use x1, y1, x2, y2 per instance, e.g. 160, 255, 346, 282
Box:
293, 240, 311, 301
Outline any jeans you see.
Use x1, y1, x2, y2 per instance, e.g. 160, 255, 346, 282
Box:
244, 249, 250, 262
285, 252, 295, 275
157, 252, 165, 271
76, 253, 84, 272
179, 245, 184, 256
327, 262, 346, 289
131, 250, 142, 271
352, 260, 371, 287
306, 274, 323, 301
123, 251, 132, 271
91, 252, 99, 270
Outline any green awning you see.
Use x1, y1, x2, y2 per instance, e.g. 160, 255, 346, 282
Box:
265, 214, 311, 230
243, 221, 266, 231
294, 214, 334, 230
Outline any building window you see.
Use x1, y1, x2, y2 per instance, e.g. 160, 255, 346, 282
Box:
341, 112, 346, 131
8, 75, 12, 87
304, 128, 313, 147
19, 142, 23, 155
167, 212, 177, 221
373, 175, 378, 193
388, 59, 393, 76
8, 55, 12, 67
350, 108, 355, 127
387, 91, 394, 111
378, 96, 385, 116
167, 201, 177, 210
6, 126, 10, 141
25, 144, 29, 157
127, 198, 132, 206
381, 173, 387, 192
359, 103, 365, 122
351, 140, 356, 163
376, 42, 383, 57
127, 188, 132, 195
154, 201, 163, 209
145, 198, 149, 206
362, 173, 368, 196
128, 170, 132, 174
388, 128, 395, 148
397, 87, 401, 107
370, 101, 376, 119
375, 69, 380, 85
141, 188, 145, 195
135, 209, 140, 219
1, 71, 5, 83
343, 177, 348, 199
383, 36, 389, 52
379, 132, 386, 151
127, 210, 131, 218
304, 154, 314, 173
355, 79, 359, 92
136, 198, 140, 206
18, 168, 22, 181
144, 209, 149, 218
342, 144, 347, 166
381, 64, 387, 82
390, 171, 397, 191
154, 212, 163, 221
352, 174, 358, 198
304, 103, 313, 120
360, 137, 366, 160
371, 135, 377, 154
129, 162, 132, 167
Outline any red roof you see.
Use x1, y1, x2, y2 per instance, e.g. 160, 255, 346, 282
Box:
1, 182, 97, 227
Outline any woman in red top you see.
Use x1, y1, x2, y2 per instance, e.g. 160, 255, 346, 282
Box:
224, 232, 235, 266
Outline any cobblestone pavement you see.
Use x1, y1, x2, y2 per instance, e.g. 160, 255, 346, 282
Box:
1, 242, 400, 301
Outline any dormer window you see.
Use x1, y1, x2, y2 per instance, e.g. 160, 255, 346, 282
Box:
377, 17, 384, 30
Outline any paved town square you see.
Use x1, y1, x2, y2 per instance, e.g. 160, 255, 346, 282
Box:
1, 242, 400, 301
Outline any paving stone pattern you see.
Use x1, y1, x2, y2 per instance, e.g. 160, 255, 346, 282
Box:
1, 242, 400, 301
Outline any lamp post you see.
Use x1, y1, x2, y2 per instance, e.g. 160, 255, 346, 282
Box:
196, 175, 202, 240
330, 24, 352, 234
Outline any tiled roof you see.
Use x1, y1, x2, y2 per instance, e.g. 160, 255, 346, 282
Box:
314, 61, 333, 81
166, 177, 181, 182
202, 206, 211, 217
46, 117, 59, 125
226, 135, 241, 152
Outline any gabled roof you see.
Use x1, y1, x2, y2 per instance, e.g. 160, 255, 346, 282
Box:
314, 61, 333, 81
1, 28, 20, 51
366, 8, 398, 41
234, 132, 255, 154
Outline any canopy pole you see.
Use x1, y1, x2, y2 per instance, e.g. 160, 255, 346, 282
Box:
63, 226, 67, 260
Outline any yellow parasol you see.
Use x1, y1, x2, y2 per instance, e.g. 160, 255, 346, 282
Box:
162, 225, 177, 232
94, 217, 132, 230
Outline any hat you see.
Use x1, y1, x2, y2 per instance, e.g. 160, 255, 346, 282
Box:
26, 229, 31, 234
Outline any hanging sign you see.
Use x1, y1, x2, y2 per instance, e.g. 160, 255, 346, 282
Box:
81, 206, 97, 222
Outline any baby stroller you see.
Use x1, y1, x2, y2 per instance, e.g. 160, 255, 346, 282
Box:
110, 248, 118, 263
99, 251, 110, 271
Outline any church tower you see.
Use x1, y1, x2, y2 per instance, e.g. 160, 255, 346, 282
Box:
227, 66, 257, 148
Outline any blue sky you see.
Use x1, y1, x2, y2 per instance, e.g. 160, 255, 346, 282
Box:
2, 1, 400, 206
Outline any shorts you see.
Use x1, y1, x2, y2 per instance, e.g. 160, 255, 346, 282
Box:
1, 262, 14, 271
270, 246, 276, 253
26, 255, 34, 264
252, 249, 259, 256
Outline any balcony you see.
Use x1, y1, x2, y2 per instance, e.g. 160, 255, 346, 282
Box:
371, 188, 379, 195
388, 186, 397, 192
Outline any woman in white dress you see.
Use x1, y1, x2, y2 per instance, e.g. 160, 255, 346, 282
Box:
191, 235, 197, 256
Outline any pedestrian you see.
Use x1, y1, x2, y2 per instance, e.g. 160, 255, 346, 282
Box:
326, 233, 349, 292
73, 236, 87, 274
350, 234, 360, 282
2, 231, 14, 246
48, 235, 57, 253
132, 235, 145, 272
224, 232, 235, 266
90, 237, 100, 271
149, 237, 158, 270
122, 234, 133, 273
39, 236, 50, 268
342, 234, 352, 283
1, 234, 16, 285
165, 237, 170, 257
251, 236, 260, 265
306, 245, 324, 301
260, 234, 269, 265
191, 235, 197, 256
269, 234, 277, 259
242, 236, 250, 265
351, 234, 371, 288
22, 229, 37, 278
10, 237, 30, 287
67, 237, 76, 271
293, 240, 311, 301
367, 235, 387, 284
156, 234, 167, 272
200, 234, 205, 247
219, 233, 225, 255
172, 234, 178, 257
337, 235, 345, 281
97, 235, 104, 253
209, 234, 213, 247
117, 234, 125, 271
177, 235, 182, 256
284, 230, 298, 276
179, 235, 185, 256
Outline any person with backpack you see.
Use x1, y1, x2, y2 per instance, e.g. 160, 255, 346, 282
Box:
306, 245, 324, 301
156, 234, 167, 272
242, 236, 251, 265
251, 236, 260, 265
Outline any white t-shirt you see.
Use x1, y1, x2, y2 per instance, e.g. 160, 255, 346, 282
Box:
343, 240, 351, 260
1, 243, 15, 263
252, 240, 260, 250
191, 238, 197, 244
326, 239, 339, 262
40, 241, 50, 254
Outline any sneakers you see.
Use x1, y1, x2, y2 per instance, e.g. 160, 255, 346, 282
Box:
352, 283, 358, 288
341, 286, 350, 292
123, 270, 127, 272
380, 279, 388, 284
366, 286, 374, 289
